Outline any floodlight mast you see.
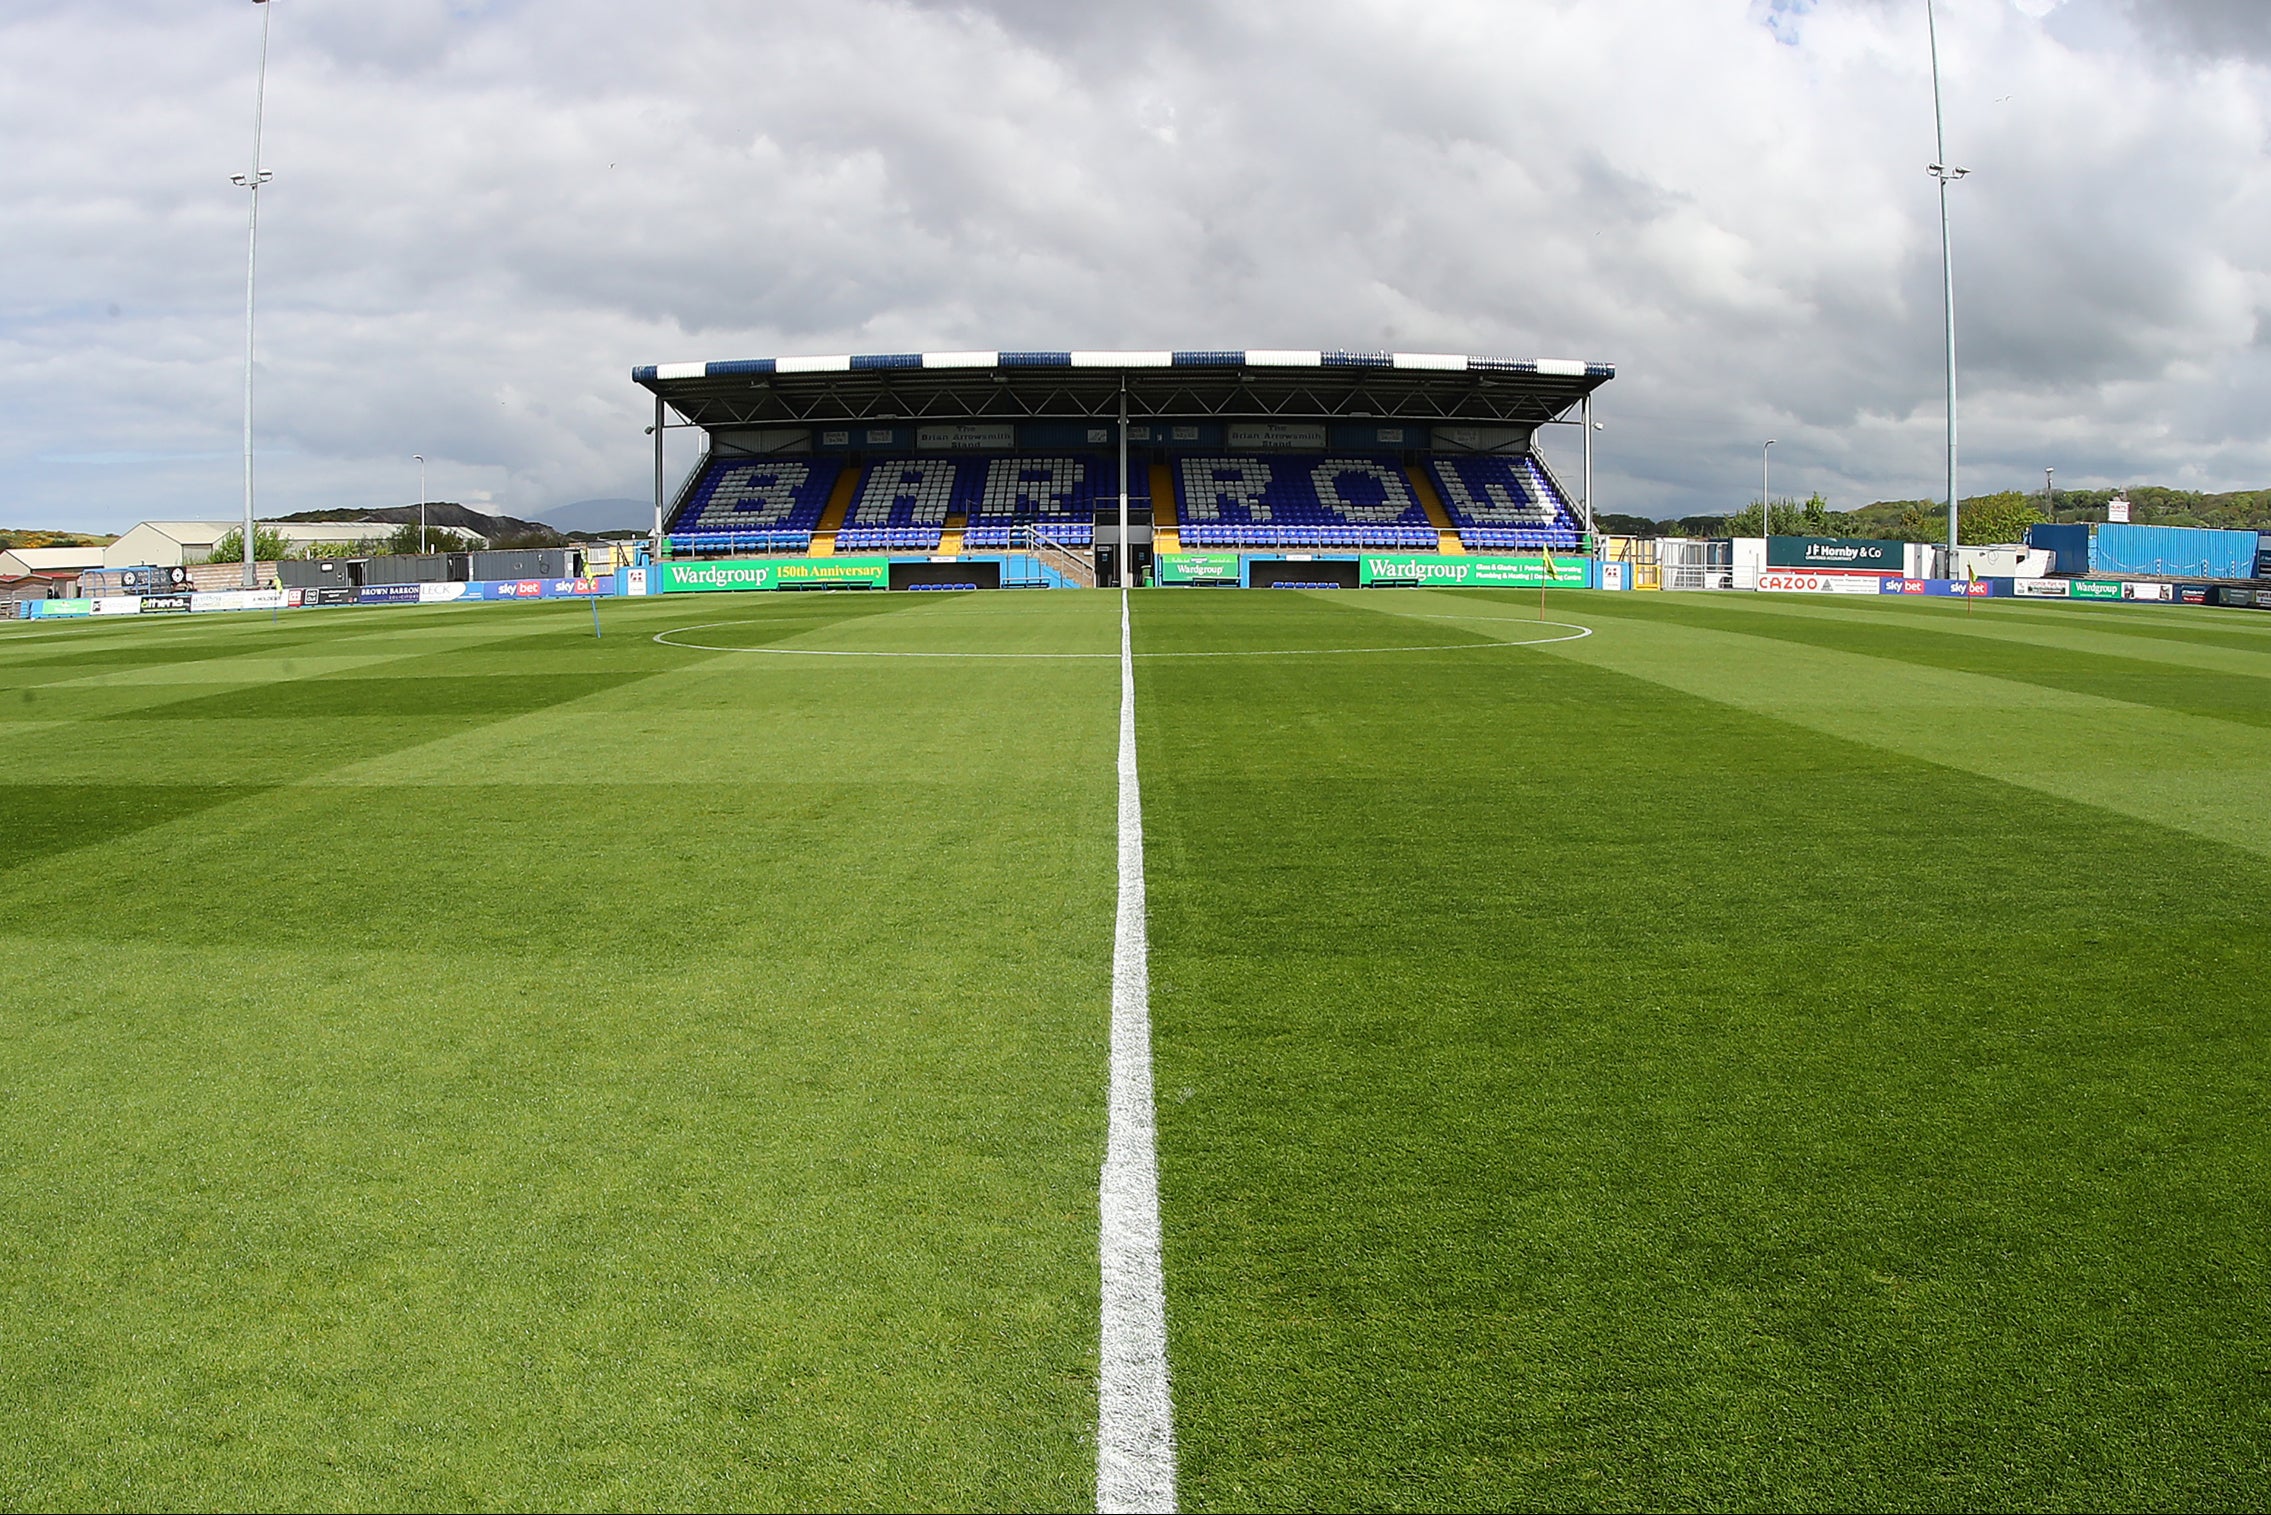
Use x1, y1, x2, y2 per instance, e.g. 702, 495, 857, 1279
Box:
414, 455, 426, 553
231, 0, 276, 590
1927, 0, 1967, 564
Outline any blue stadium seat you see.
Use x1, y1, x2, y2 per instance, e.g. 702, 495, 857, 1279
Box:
1173, 455, 1437, 550
665, 455, 841, 555
1427, 454, 1583, 552
961, 454, 1122, 549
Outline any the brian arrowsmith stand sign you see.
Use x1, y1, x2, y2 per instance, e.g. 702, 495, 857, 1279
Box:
1766, 537, 1904, 572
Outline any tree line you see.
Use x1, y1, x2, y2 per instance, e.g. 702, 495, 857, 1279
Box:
205, 524, 487, 564
1638, 484, 2271, 543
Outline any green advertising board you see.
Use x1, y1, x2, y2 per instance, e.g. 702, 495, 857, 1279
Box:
1156, 552, 1242, 584
1765, 536, 1904, 571
2069, 580, 2123, 600
1358, 553, 1588, 588
654, 557, 890, 593
26, 598, 92, 618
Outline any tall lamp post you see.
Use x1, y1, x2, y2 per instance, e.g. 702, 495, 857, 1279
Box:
413, 455, 426, 553
230, 0, 277, 589
2044, 465, 2055, 522
1927, 0, 1968, 563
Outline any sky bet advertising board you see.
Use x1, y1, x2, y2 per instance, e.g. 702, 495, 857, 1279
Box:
1878, 577, 2000, 597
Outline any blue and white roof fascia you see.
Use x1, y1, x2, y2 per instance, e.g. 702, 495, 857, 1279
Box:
635, 350, 1614, 382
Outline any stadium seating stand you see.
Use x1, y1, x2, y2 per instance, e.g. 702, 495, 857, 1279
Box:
1425, 454, 1584, 551
665, 455, 842, 556
1173, 455, 1437, 549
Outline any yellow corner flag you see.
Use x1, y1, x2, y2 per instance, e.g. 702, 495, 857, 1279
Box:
1538, 548, 1558, 618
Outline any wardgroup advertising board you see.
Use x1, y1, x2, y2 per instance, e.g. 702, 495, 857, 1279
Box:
1155, 552, 1241, 584
1358, 554, 1588, 588
1765, 537, 1904, 572
655, 558, 890, 592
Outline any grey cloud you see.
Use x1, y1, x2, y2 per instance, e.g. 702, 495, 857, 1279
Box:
3, 0, 2271, 532
2126, 0, 2271, 59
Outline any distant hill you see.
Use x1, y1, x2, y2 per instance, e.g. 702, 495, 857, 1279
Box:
269, 503, 562, 545
538, 498, 649, 535
0, 529, 115, 549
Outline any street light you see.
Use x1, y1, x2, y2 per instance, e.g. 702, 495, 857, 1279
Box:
413, 455, 426, 553
231, 0, 277, 590
2045, 465, 2055, 521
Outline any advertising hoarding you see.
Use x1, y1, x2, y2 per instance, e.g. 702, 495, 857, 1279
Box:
1765, 537, 1904, 571
1357, 553, 1588, 588
655, 558, 890, 593
1878, 578, 1998, 597
190, 590, 286, 613
1758, 571, 1888, 594
1155, 552, 1242, 585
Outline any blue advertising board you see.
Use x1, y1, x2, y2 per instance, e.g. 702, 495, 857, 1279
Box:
461, 577, 614, 600
1878, 577, 2004, 597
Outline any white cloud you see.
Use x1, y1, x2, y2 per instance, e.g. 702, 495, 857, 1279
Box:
2, 0, 2268, 530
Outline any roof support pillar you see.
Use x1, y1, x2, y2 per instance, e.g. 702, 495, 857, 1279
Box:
652, 394, 665, 562
1581, 392, 1594, 546
1118, 383, 1131, 589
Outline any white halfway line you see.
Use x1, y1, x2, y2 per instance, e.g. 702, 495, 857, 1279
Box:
1098, 589, 1177, 1514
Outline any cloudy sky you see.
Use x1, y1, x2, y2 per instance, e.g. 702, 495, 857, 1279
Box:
3, 0, 2267, 531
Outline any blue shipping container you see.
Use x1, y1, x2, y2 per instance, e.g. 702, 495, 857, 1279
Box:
2025, 522, 2090, 575
2090, 522, 2260, 579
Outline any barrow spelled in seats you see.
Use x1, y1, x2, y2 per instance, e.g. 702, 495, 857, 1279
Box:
835, 458, 983, 552
667, 456, 843, 554
1426, 454, 1582, 551
960, 456, 1114, 549
1174, 455, 1438, 549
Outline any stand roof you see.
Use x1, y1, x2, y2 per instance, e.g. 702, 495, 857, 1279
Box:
633, 349, 1613, 431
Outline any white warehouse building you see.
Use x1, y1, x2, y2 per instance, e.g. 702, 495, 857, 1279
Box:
102, 520, 403, 570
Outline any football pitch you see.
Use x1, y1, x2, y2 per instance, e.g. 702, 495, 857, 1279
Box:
1, 587, 2267, 1510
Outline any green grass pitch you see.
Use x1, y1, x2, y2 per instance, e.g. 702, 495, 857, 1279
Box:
0, 587, 2266, 1509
